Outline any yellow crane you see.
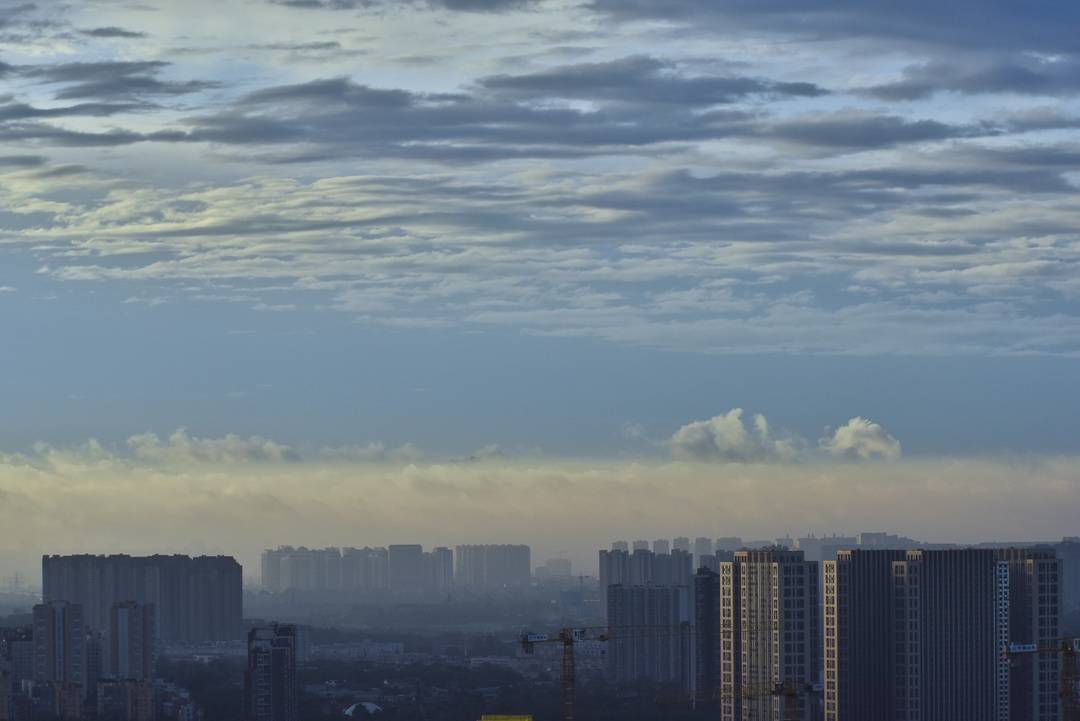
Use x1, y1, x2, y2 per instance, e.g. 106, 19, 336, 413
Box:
521, 624, 818, 721
1005, 638, 1080, 721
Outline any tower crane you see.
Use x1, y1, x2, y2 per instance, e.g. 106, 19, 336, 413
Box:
1005, 638, 1080, 721
521, 624, 819, 721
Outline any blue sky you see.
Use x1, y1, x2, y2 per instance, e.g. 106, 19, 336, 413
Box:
1, 0, 1079, 576
1, 0, 1078, 457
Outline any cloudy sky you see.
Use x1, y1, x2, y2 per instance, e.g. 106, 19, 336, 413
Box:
1, 0, 1079, 577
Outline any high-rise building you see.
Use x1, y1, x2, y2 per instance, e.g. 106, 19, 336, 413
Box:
1056, 538, 1080, 614
97, 679, 154, 721
0, 671, 11, 721
632, 540, 650, 552
673, 537, 691, 553
719, 548, 821, 721
454, 545, 531, 588
715, 537, 743, 553
33, 601, 85, 689
85, 630, 102, 708
653, 539, 671, 555
535, 558, 573, 581
429, 547, 454, 591
694, 569, 721, 706
693, 538, 714, 569
631, 548, 654, 585
109, 602, 155, 681
42, 555, 243, 643
245, 624, 297, 721
600, 548, 692, 619
796, 535, 857, 564
611, 541, 630, 552
340, 547, 389, 591
388, 545, 426, 592
33, 601, 86, 719
606, 584, 691, 689
824, 547, 1061, 721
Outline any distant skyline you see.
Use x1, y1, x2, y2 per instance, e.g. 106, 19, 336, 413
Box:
1, 0, 1079, 578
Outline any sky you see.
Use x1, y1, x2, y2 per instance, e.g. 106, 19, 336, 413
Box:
1, 0, 1079, 579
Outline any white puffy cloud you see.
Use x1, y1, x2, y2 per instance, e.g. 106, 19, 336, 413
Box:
820, 417, 902, 460
670, 410, 901, 462
669, 408, 802, 462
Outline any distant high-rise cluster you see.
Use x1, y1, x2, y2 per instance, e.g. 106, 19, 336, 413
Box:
454, 545, 531, 588
260, 544, 530, 594
42, 554, 243, 643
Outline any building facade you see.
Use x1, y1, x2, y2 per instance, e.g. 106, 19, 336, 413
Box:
109, 602, 156, 681
245, 624, 297, 721
823, 548, 1062, 721
454, 545, 531, 588
719, 548, 821, 721
42, 555, 242, 643
606, 584, 691, 690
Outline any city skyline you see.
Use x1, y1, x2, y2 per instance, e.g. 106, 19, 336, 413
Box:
2, 1, 1079, 719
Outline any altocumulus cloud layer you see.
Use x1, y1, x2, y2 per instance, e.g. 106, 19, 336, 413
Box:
0, 428, 1076, 578
1, 0, 1079, 355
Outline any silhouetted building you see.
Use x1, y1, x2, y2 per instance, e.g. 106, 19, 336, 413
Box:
600, 548, 692, 620
653, 539, 670, 555
611, 541, 629, 552
715, 537, 742, 553
33, 601, 85, 690
42, 555, 242, 643
673, 537, 691, 553
535, 558, 572, 580
109, 602, 155, 681
86, 630, 103, 708
824, 547, 1061, 721
454, 545, 531, 588
33, 601, 85, 719
1057, 538, 1080, 614
0, 671, 10, 721
719, 548, 821, 721
427, 547, 454, 591
97, 679, 154, 721
340, 547, 389, 591
262, 547, 342, 592
693, 538, 714, 569
694, 569, 721, 706
388, 545, 425, 592
606, 584, 690, 689
245, 624, 297, 721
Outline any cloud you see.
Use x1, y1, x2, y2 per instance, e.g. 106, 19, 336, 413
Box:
588, 0, 1080, 53
317, 441, 424, 462
271, 0, 538, 11
20, 61, 220, 101
669, 409, 802, 462
670, 410, 901, 462
0, 437, 1077, 580
820, 417, 902, 460
861, 57, 1080, 100
79, 26, 147, 39
126, 429, 301, 464
478, 55, 827, 105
